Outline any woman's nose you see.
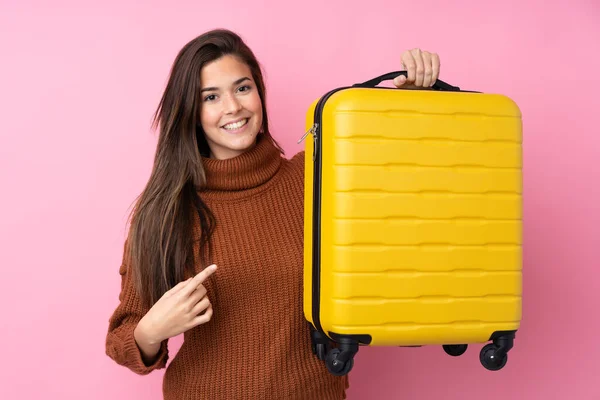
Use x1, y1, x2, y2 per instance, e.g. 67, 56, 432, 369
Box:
223, 94, 242, 114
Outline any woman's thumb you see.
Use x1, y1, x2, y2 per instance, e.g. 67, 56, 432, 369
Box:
393, 75, 407, 87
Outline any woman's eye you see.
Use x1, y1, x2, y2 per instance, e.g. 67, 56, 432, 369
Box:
204, 94, 216, 102
238, 85, 251, 92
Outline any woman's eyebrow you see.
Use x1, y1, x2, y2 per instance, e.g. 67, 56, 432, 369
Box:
200, 77, 251, 93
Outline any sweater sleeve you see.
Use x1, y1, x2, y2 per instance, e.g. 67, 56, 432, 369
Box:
105, 241, 169, 375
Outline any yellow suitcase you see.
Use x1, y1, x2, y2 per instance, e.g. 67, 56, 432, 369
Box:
301, 71, 522, 375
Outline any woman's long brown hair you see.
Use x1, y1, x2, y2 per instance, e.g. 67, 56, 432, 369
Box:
126, 29, 282, 308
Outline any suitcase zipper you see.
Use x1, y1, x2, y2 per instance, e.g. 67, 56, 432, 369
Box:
297, 124, 317, 144
309, 86, 350, 338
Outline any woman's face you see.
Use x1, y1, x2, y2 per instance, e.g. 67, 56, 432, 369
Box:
199, 54, 263, 160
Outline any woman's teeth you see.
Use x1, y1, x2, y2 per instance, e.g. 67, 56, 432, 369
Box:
223, 119, 248, 130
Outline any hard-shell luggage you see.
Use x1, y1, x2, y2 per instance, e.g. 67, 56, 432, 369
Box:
300, 71, 522, 375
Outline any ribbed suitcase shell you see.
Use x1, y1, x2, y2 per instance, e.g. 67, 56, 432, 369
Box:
303, 87, 522, 348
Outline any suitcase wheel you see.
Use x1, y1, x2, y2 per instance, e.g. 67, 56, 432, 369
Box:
479, 331, 515, 371
313, 342, 332, 361
310, 326, 333, 361
479, 343, 508, 371
325, 348, 354, 376
314, 343, 331, 361
442, 344, 468, 357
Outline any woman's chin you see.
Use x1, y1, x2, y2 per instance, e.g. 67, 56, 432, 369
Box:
209, 130, 259, 159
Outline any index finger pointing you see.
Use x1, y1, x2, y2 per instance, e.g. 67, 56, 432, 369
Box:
181, 264, 217, 296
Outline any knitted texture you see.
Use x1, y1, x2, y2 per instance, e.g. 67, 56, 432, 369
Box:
106, 134, 349, 399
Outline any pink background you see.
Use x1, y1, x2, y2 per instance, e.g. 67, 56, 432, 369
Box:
1, 0, 599, 399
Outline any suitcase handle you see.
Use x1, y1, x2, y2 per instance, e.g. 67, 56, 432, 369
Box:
353, 71, 461, 91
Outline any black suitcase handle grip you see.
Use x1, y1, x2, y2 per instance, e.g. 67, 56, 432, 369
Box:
353, 71, 460, 91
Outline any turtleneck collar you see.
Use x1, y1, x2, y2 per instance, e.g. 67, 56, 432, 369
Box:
200, 134, 282, 192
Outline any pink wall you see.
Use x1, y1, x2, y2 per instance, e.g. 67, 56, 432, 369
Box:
1, 1, 599, 399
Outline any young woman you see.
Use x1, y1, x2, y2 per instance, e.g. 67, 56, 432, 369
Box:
105, 28, 441, 400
